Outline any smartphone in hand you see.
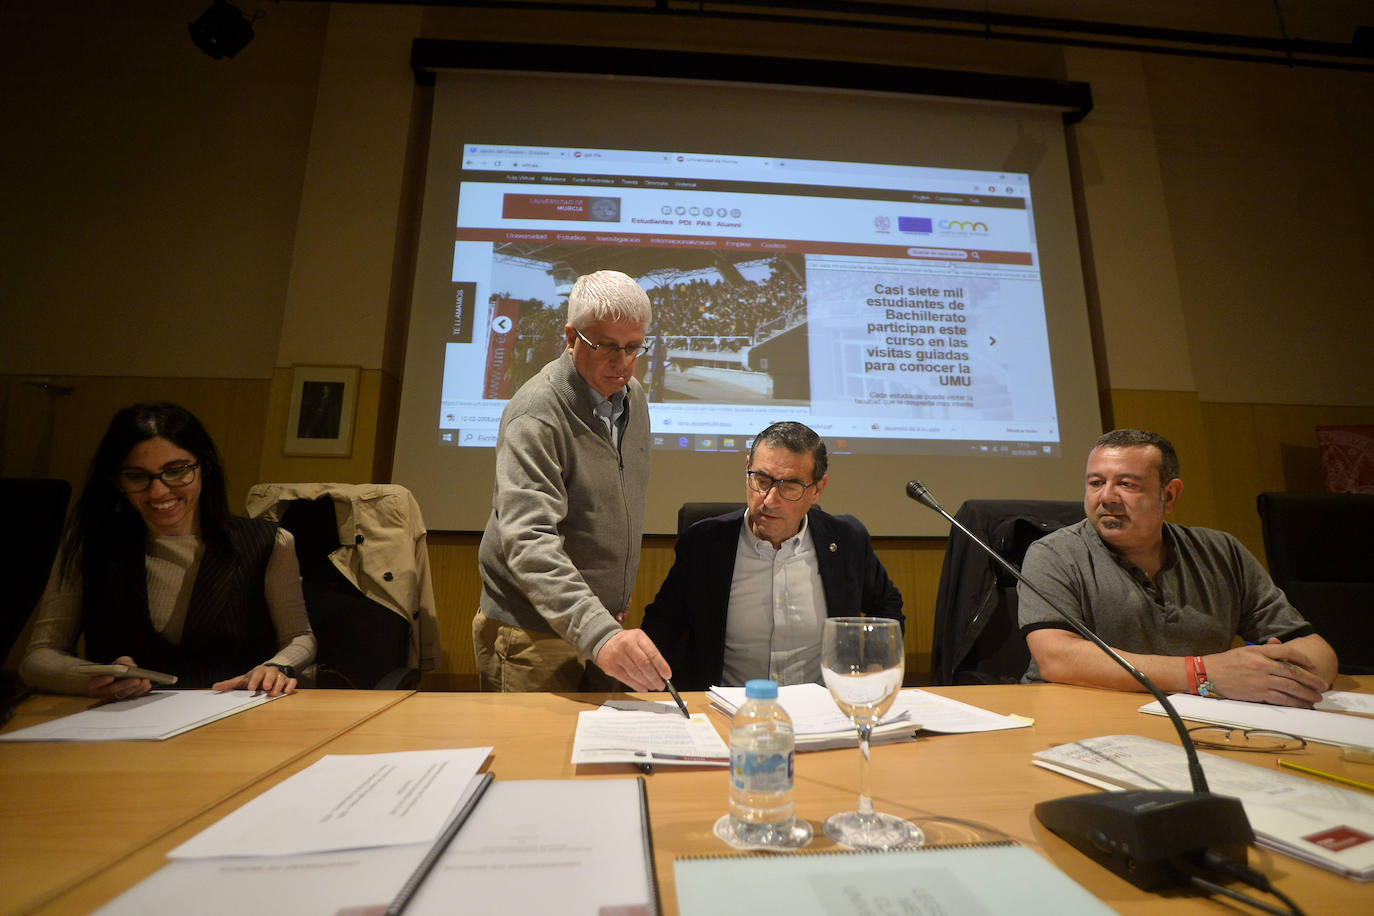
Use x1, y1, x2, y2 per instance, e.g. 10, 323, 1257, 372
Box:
76, 664, 179, 686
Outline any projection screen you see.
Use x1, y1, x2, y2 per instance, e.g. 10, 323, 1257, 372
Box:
394, 68, 1100, 535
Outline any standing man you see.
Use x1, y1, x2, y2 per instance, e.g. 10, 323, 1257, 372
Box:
474, 270, 672, 692
1019, 429, 1338, 707
642, 421, 903, 690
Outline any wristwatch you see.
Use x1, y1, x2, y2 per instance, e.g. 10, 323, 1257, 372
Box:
265, 663, 297, 680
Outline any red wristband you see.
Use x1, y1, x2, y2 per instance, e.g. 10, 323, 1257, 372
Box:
1185, 655, 1199, 694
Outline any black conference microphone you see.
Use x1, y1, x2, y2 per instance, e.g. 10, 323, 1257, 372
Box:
907, 480, 1253, 892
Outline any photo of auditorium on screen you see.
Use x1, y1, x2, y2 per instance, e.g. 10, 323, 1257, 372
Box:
433, 142, 1060, 459
475, 251, 809, 409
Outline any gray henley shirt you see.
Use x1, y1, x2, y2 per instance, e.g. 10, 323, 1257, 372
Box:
1017, 519, 1312, 682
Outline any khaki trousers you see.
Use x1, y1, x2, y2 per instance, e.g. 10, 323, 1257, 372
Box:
472, 610, 618, 692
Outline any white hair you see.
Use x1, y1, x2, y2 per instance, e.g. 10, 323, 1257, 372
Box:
567, 270, 651, 330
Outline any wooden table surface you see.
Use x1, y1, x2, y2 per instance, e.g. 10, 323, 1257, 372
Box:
0, 690, 408, 916
10, 680, 1374, 916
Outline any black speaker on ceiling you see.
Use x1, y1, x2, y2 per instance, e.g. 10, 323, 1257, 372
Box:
189, 1, 255, 60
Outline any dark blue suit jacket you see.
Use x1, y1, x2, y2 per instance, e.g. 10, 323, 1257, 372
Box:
642, 507, 904, 690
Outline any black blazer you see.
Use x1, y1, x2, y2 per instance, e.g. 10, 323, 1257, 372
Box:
642, 507, 903, 690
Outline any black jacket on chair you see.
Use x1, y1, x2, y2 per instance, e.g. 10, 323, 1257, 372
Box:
930, 499, 1085, 686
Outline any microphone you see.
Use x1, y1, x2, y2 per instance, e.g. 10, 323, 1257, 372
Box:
908, 480, 1253, 891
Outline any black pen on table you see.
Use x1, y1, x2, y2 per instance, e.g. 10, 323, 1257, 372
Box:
664, 677, 690, 719
385, 771, 494, 916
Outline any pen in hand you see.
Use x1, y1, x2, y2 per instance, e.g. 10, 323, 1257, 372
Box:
664, 677, 690, 719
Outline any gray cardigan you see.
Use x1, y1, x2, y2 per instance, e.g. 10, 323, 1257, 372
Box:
478, 350, 650, 659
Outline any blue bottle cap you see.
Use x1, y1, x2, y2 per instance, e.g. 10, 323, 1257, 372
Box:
744, 679, 778, 699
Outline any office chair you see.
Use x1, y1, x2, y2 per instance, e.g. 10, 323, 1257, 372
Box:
930, 499, 1085, 685
677, 502, 745, 539
248, 484, 440, 690
1, 478, 71, 670
1257, 491, 1374, 675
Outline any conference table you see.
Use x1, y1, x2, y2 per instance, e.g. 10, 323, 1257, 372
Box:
4, 680, 1372, 916
0, 690, 408, 916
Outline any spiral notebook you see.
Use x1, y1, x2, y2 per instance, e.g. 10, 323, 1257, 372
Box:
675, 841, 1118, 915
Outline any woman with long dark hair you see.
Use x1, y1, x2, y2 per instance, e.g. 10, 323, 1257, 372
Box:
20, 402, 315, 698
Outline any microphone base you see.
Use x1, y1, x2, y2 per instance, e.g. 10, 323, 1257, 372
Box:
1035, 789, 1254, 891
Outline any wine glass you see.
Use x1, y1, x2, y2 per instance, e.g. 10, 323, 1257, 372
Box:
820, 616, 921, 849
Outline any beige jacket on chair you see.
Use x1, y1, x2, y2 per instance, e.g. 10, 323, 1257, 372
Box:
246, 482, 441, 673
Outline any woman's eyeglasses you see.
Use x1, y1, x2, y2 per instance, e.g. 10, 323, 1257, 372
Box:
114, 463, 200, 493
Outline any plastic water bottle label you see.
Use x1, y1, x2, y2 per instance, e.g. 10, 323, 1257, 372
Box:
730, 748, 794, 791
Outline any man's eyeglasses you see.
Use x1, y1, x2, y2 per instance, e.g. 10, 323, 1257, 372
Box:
573, 327, 650, 358
746, 470, 816, 501
114, 463, 200, 493
1186, 725, 1307, 753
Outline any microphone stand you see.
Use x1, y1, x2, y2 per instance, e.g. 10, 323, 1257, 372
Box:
908, 480, 1254, 891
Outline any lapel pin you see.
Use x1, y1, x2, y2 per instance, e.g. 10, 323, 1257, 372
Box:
829, 542, 837, 552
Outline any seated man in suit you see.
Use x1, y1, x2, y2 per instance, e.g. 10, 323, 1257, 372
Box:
642, 421, 903, 689
1018, 428, 1338, 707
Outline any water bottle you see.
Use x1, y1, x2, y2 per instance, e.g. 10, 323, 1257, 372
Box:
729, 679, 795, 844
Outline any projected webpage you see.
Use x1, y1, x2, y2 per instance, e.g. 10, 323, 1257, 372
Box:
438, 143, 1061, 457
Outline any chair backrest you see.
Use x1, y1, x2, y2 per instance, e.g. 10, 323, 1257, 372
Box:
1257, 491, 1374, 675
277, 495, 417, 689
931, 499, 1085, 685
1, 478, 71, 669
677, 502, 745, 539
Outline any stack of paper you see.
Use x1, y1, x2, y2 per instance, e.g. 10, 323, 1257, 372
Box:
168, 747, 492, 858
1140, 693, 1374, 751
571, 701, 729, 766
1034, 734, 1374, 881
708, 683, 1030, 751
0, 690, 278, 742
95, 773, 657, 916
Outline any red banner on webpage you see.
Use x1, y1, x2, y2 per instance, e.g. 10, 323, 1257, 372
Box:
456, 227, 1031, 265
502, 194, 593, 220
483, 299, 521, 399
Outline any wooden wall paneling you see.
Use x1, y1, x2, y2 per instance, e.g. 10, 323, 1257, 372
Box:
1103, 388, 1216, 527
1198, 402, 1266, 559
1248, 403, 1374, 492
1200, 402, 1374, 566
255, 367, 387, 489
0, 374, 269, 514
874, 538, 946, 683
628, 536, 676, 628
423, 532, 481, 690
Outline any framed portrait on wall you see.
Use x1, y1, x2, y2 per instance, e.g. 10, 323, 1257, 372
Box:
284, 366, 359, 457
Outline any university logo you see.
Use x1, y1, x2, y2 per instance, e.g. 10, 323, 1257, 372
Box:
939, 219, 989, 233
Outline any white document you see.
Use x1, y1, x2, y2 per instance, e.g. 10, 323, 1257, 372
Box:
1316, 691, 1374, 716
1033, 734, 1374, 881
887, 687, 1032, 734
94, 779, 655, 916
709, 683, 912, 741
709, 684, 1028, 751
169, 747, 492, 858
572, 702, 728, 766
0, 689, 277, 742
1140, 694, 1374, 751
